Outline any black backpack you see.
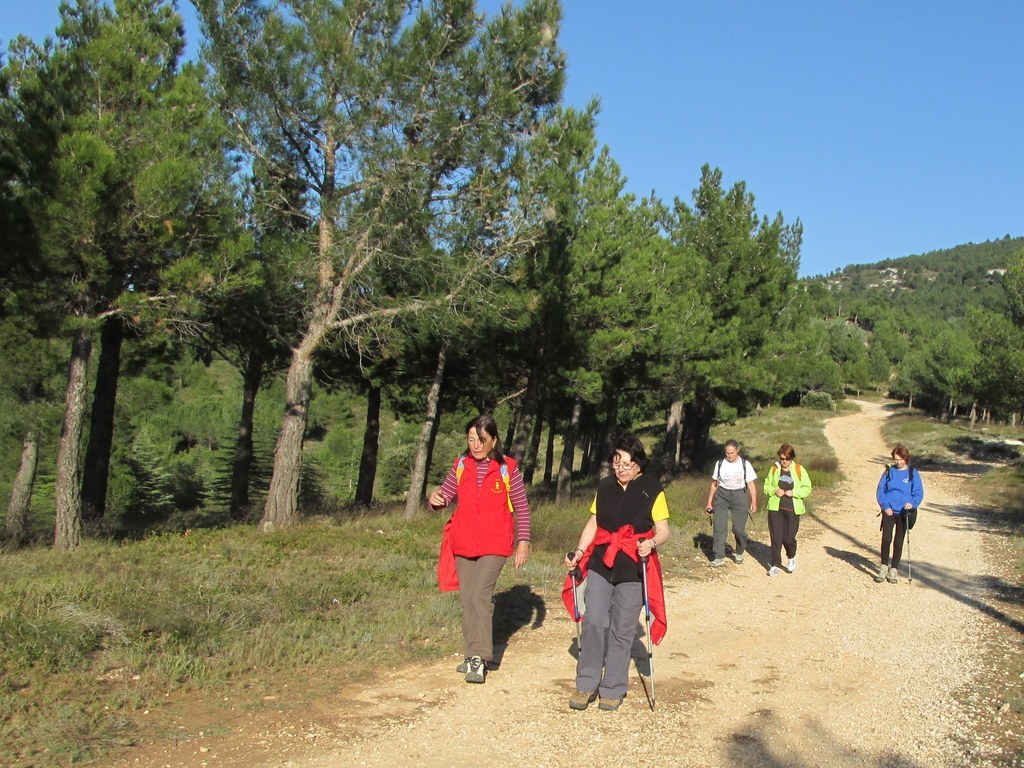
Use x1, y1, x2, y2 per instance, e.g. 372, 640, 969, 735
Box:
715, 455, 751, 494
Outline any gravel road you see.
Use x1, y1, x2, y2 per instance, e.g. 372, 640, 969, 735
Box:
111, 400, 1024, 768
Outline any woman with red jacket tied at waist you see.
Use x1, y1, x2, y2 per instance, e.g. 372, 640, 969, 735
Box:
430, 414, 530, 685
564, 434, 670, 712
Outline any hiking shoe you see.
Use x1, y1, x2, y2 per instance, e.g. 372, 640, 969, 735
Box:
887, 567, 899, 584
709, 558, 727, 567
456, 658, 470, 674
568, 690, 597, 710
464, 656, 486, 684
873, 563, 888, 583
787, 557, 797, 573
767, 566, 781, 577
598, 696, 624, 711
734, 553, 744, 564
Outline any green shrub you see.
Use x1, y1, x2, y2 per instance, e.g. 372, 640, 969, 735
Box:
800, 391, 836, 411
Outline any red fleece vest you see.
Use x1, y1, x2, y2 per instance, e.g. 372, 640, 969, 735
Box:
447, 456, 516, 558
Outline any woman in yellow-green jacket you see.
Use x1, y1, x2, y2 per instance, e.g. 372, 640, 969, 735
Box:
763, 443, 812, 577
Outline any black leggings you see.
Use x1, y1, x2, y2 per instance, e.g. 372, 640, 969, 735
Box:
880, 513, 907, 568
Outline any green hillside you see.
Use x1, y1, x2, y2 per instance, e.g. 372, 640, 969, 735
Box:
807, 235, 1023, 319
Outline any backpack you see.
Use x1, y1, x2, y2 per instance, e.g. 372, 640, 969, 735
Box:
715, 455, 751, 494
883, 465, 919, 529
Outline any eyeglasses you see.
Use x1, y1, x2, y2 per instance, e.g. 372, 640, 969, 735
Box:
612, 457, 636, 469
779, 457, 792, 463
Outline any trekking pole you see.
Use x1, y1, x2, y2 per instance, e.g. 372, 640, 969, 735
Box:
906, 522, 913, 585
566, 553, 582, 650
638, 538, 656, 711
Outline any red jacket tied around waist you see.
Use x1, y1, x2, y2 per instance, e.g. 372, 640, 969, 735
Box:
561, 525, 668, 645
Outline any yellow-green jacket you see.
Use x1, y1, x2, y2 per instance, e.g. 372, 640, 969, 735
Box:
764, 462, 813, 515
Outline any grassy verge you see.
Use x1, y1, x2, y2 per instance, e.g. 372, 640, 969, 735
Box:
0, 405, 843, 766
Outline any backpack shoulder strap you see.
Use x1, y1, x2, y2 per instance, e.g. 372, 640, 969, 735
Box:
500, 462, 513, 512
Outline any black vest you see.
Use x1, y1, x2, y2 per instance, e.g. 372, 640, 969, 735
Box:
590, 472, 662, 584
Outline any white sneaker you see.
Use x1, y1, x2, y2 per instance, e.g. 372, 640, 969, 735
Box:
767, 566, 781, 577
786, 557, 797, 573
734, 553, 744, 564
873, 563, 888, 583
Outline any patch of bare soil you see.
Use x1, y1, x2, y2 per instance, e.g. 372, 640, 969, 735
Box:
109, 401, 1024, 767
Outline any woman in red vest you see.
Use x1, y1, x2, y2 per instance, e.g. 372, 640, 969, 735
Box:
430, 414, 531, 684
564, 434, 670, 711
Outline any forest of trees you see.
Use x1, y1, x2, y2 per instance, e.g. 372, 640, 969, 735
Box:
2, 1, 1023, 551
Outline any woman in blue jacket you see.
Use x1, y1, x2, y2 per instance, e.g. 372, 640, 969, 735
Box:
874, 444, 924, 584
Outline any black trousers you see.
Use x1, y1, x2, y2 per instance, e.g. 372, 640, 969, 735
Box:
880, 513, 907, 568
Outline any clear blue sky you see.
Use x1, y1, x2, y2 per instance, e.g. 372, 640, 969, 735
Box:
3, 1, 1021, 277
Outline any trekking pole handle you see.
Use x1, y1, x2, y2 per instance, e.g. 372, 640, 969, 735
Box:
638, 537, 648, 564
567, 552, 583, 580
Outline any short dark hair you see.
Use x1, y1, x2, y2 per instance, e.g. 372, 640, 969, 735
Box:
778, 443, 796, 460
611, 433, 648, 470
465, 414, 505, 463
724, 439, 740, 450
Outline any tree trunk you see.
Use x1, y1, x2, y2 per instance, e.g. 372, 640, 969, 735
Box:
406, 345, 447, 519
543, 412, 556, 486
54, 326, 92, 551
681, 389, 715, 470
970, 401, 978, 430
81, 316, 123, 523
556, 396, 582, 504
504, 413, 516, 451
522, 402, 544, 485
663, 397, 684, 477
261, 346, 315, 530
510, 355, 543, 463
6, 428, 38, 547
231, 350, 264, 519
354, 383, 381, 507
596, 395, 619, 479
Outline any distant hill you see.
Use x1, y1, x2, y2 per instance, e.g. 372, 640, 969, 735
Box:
805, 235, 1023, 319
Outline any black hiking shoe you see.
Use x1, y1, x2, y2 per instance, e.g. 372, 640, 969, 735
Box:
465, 656, 486, 683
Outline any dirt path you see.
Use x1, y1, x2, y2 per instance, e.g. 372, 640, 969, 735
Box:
113, 400, 1022, 767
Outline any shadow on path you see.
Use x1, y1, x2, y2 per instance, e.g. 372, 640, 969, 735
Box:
491, 584, 546, 668
811, 509, 1024, 636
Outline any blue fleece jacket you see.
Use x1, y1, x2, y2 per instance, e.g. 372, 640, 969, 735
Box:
876, 465, 924, 513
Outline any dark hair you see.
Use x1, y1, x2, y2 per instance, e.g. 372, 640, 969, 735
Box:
611, 433, 648, 470
778, 443, 796, 460
891, 443, 910, 463
466, 414, 505, 463
724, 439, 740, 450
